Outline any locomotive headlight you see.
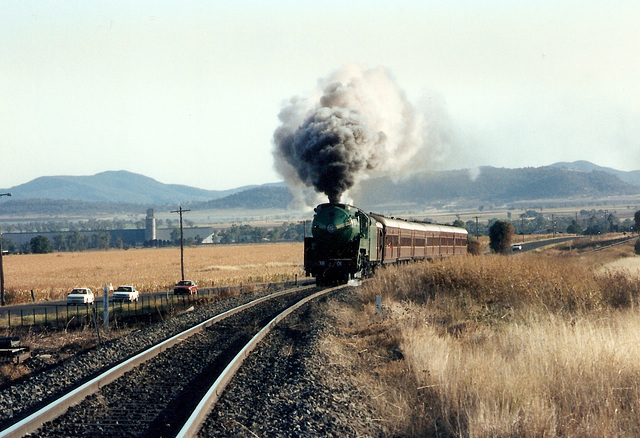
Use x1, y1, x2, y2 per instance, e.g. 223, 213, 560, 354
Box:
326, 223, 336, 233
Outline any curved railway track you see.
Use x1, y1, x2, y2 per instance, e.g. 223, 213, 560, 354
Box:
0, 284, 343, 438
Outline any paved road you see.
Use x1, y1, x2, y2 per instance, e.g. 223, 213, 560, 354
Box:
517, 236, 578, 252
0, 289, 190, 316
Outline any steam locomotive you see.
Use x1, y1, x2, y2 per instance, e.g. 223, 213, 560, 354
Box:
304, 203, 468, 284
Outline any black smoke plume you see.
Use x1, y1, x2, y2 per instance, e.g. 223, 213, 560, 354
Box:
273, 65, 422, 205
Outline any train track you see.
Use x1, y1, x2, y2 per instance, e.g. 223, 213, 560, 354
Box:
0, 284, 343, 438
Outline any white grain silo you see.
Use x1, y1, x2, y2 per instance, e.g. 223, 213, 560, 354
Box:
145, 208, 157, 242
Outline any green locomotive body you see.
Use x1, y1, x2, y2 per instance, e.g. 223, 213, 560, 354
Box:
304, 203, 378, 285
304, 203, 468, 285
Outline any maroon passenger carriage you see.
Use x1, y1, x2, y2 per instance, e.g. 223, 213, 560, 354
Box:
369, 213, 468, 264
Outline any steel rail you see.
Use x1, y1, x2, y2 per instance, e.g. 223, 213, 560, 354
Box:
176, 284, 343, 438
0, 285, 314, 438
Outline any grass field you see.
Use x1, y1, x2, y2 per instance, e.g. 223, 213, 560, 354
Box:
322, 237, 640, 437
2, 242, 304, 304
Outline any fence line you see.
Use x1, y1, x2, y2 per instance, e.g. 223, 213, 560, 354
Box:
0, 280, 300, 331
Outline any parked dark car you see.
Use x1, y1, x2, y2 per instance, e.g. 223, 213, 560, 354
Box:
174, 280, 197, 295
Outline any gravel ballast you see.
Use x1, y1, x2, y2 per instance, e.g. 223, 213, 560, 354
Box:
201, 289, 384, 437
0, 289, 282, 427
0, 287, 384, 437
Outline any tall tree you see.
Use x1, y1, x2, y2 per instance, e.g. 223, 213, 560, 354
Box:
30, 235, 53, 254
92, 232, 111, 250
634, 210, 640, 233
489, 220, 514, 254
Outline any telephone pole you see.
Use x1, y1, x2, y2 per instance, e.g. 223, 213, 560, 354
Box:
171, 206, 190, 281
0, 193, 12, 306
473, 216, 480, 240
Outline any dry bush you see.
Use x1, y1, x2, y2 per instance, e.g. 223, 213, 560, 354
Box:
363, 254, 609, 318
467, 239, 483, 256
0, 363, 30, 386
597, 269, 640, 308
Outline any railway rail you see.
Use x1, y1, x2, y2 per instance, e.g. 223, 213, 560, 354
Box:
0, 284, 343, 438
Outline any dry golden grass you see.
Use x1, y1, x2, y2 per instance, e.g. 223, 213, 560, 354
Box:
322, 241, 640, 437
2, 243, 304, 304
399, 309, 640, 437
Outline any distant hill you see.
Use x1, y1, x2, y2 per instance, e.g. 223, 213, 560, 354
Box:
548, 161, 640, 186
1, 170, 252, 204
0, 198, 147, 218
191, 186, 293, 210
0, 186, 293, 218
0, 171, 291, 217
352, 164, 640, 209
1, 162, 639, 219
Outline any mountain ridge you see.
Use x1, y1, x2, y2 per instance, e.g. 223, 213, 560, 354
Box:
548, 161, 640, 186
352, 165, 639, 211
3, 170, 257, 204
1, 162, 639, 218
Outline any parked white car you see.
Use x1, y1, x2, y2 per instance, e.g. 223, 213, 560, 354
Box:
112, 285, 139, 303
67, 288, 95, 305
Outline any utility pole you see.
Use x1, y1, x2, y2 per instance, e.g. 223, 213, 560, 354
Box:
0, 193, 12, 306
171, 206, 190, 281
474, 216, 480, 240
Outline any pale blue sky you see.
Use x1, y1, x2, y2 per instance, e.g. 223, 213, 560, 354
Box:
2, 1, 639, 190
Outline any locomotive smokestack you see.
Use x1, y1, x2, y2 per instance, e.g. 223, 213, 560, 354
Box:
273, 65, 422, 205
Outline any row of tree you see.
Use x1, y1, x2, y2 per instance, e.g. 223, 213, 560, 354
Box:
1, 231, 128, 254
5, 211, 639, 255
1, 222, 308, 254
1, 217, 195, 234
215, 222, 306, 244
484, 210, 640, 255
461, 210, 636, 239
